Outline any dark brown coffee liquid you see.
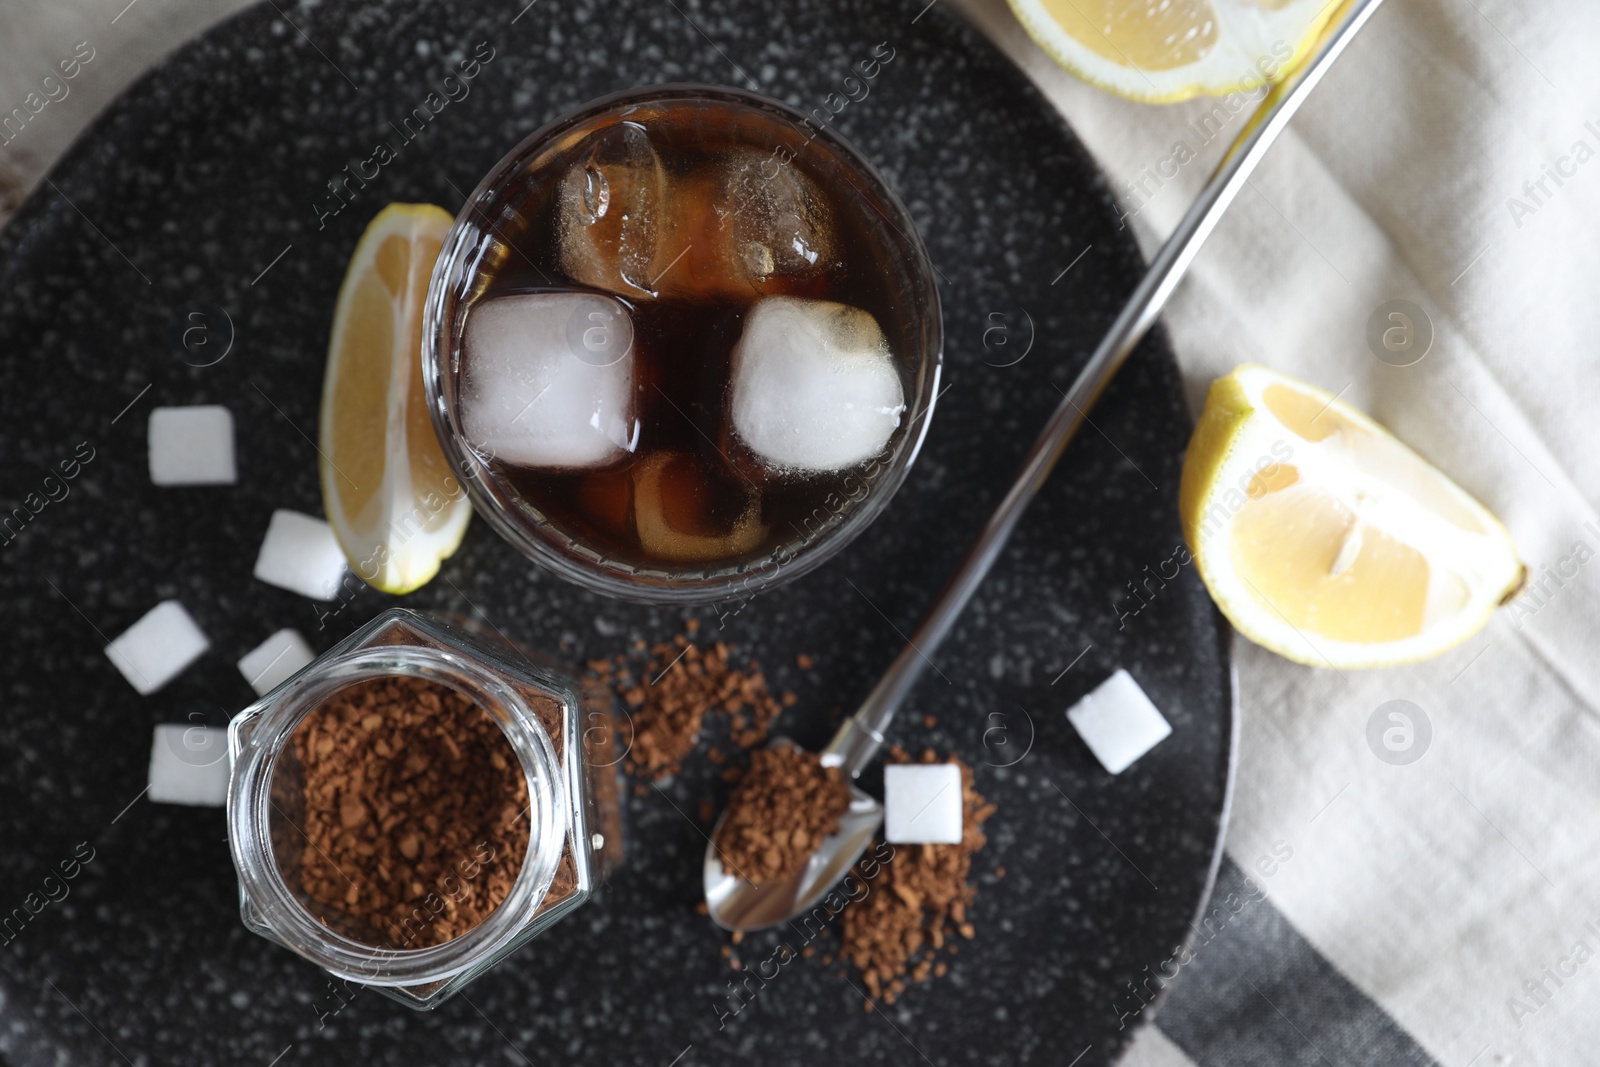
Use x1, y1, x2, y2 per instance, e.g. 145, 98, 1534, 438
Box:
460, 96, 926, 574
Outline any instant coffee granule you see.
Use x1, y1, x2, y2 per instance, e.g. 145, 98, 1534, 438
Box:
713, 746, 851, 884
290, 675, 531, 949
838, 748, 994, 1005
588, 620, 796, 780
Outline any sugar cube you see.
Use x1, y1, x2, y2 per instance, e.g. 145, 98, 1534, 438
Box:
238, 628, 315, 696
147, 724, 230, 806
252, 509, 347, 600
883, 762, 963, 844
1067, 669, 1172, 775
104, 600, 209, 696
148, 405, 237, 486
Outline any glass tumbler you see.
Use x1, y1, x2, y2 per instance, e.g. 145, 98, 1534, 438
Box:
422, 84, 943, 603
226, 608, 623, 1009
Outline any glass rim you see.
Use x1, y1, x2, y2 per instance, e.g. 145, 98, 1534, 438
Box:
226, 642, 566, 987
420, 82, 944, 603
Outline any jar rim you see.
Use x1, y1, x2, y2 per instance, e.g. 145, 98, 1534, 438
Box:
227, 642, 566, 987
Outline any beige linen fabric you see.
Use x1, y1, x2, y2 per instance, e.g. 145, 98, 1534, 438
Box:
947, 0, 1600, 1063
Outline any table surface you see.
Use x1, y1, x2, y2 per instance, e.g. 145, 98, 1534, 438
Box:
5, 1, 1600, 1066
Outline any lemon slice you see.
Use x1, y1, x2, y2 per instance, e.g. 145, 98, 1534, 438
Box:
1008, 0, 1336, 103
633, 452, 767, 563
1179, 365, 1524, 668
319, 203, 471, 594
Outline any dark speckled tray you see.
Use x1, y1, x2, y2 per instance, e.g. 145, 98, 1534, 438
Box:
0, 1, 1233, 1064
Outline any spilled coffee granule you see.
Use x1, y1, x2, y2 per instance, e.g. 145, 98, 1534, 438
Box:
588, 620, 794, 780
713, 746, 851, 884
838, 749, 994, 1005
290, 675, 530, 949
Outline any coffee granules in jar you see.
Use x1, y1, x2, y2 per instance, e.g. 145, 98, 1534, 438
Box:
289, 675, 531, 949
838, 749, 994, 1004
712, 746, 851, 884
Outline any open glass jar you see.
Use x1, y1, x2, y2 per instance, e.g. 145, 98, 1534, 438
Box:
226, 609, 622, 1009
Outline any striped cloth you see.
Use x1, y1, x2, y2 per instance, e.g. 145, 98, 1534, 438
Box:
949, 0, 1600, 1063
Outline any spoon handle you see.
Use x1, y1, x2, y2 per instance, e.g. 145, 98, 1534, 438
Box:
823, 0, 1386, 779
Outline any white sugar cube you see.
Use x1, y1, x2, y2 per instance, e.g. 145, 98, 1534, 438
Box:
1067, 669, 1172, 775
730, 297, 905, 472
253, 509, 347, 600
147, 724, 230, 806
459, 292, 637, 469
148, 405, 236, 486
883, 763, 963, 844
104, 600, 209, 695
238, 628, 316, 696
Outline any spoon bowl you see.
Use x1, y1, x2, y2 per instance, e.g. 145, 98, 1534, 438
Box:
703, 739, 884, 932
703, 786, 882, 932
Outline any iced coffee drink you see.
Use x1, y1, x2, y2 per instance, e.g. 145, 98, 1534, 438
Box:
423, 86, 941, 601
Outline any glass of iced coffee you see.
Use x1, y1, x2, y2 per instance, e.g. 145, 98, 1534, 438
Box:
423, 85, 942, 602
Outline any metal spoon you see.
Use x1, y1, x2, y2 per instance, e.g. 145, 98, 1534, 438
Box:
705, 0, 1387, 932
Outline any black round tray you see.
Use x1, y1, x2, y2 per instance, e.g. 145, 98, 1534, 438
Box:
0, 0, 1233, 1063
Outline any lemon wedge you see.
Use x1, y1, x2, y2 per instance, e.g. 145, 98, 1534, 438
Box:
1179, 365, 1524, 668
1008, 0, 1337, 103
319, 203, 471, 594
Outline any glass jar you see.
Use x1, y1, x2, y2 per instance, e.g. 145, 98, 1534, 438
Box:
421, 84, 944, 604
226, 608, 622, 1009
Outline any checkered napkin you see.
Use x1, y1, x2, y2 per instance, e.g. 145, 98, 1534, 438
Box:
952, 0, 1600, 1063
